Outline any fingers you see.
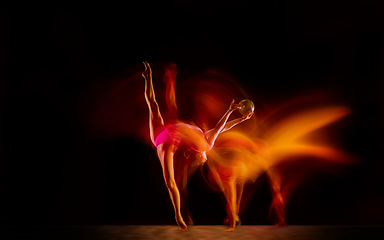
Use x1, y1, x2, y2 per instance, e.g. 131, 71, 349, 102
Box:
245, 112, 254, 119
241, 111, 254, 120
229, 100, 241, 110
234, 104, 243, 110
232, 100, 247, 110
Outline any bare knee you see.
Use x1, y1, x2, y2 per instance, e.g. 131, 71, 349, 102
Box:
166, 178, 177, 190
158, 143, 177, 190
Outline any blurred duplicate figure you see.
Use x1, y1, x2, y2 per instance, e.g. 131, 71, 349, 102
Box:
205, 131, 283, 232
205, 105, 351, 231
142, 61, 252, 231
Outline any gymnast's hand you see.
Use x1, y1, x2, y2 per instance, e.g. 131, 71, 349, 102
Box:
142, 61, 152, 79
228, 99, 242, 112
241, 111, 254, 121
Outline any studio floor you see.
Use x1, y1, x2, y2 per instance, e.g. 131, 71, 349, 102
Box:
1, 225, 383, 240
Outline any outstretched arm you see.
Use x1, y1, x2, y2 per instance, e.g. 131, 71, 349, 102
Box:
205, 100, 240, 148
220, 111, 253, 133
205, 110, 253, 139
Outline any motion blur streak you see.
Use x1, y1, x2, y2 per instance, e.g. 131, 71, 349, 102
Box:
163, 63, 178, 116
264, 106, 352, 164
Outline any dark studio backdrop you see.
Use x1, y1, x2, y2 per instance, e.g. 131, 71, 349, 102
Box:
0, 0, 384, 226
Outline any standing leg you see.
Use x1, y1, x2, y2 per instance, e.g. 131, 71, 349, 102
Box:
157, 142, 187, 231
142, 61, 164, 145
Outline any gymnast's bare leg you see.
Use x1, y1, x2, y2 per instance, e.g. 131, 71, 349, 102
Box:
142, 61, 187, 231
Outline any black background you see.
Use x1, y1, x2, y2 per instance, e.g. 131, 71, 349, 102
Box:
0, 0, 384, 226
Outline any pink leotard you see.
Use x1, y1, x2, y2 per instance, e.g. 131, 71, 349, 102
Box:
154, 122, 210, 152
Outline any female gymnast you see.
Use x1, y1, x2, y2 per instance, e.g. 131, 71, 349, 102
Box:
142, 61, 253, 231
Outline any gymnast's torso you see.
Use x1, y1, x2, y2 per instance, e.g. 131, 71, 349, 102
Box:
154, 122, 211, 153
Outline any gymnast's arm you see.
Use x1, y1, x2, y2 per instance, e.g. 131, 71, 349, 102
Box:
205, 111, 253, 138
205, 100, 240, 148
220, 111, 253, 133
